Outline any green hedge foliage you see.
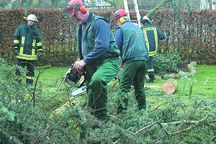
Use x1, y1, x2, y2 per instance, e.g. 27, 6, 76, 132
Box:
1, 9, 216, 65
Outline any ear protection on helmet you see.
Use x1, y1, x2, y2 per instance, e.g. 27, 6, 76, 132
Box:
79, 5, 87, 14
119, 17, 125, 24
73, 4, 87, 14
66, 4, 87, 15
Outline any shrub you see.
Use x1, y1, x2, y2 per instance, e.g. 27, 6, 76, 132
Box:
154, 49, 181, 75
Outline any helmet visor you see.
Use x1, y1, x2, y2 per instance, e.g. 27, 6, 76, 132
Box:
110, 13, 119, 22
66, 5, 78, 17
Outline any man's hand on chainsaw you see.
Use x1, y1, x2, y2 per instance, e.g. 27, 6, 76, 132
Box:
74, 60, 86, 74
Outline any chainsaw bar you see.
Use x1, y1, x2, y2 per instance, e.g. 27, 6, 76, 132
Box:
71, 85, 86, 96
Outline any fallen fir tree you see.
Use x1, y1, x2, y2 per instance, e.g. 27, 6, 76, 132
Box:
0, 57, 215, 144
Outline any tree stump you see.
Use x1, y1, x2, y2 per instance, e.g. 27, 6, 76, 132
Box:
162, 78, 178, 95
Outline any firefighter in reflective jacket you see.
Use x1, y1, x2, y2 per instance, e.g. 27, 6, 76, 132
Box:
13, 14, 43, 84
142, 16, 166, 83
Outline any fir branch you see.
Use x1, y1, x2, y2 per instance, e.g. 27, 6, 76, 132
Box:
211, 135, 216, 141
0, 127, 24, 144
36, 124, 51, 139
134, 121, 159, 135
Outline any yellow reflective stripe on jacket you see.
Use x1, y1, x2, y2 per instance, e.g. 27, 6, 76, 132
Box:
143, 30, 150, 52
147, 69, 154, 72
20, 36, 25, 55
18, 47, 37, 59
36, 42, 42, 46
16, 54, 37, 60
20, 47, 24, 54
13, 39, 19, 44
143, 27, 158, 56
149, 51, 155, 56
21, 36, 25, 44
18, 36, 37, 59
32, 39, 36, 56
154, 28, 158, 53
32, 39, 36, 47
32, 49, 36, 55
26, 76, 34, 80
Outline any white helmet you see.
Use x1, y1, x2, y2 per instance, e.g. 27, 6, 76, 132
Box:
142, 16, 151, 23
24, 14, 38, 22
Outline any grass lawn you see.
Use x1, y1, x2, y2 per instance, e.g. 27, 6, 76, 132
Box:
190, 65, 216, 97
145, 65, 216, 97
36, 65, 216, 102
36, 66, 70, 93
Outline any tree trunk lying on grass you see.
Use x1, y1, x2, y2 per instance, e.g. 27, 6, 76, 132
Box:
51, 93, 87, 120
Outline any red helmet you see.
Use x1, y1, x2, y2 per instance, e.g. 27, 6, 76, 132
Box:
66, 0, 85, 16
111, 9, 127, 22
68, 0, 83, 6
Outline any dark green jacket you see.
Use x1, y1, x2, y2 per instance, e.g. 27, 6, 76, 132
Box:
13, 23, 43, 60
118, 21, 149, 64
77, 13, 120, 64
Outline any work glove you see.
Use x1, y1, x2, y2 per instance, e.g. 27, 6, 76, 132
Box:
37, 51, 43, 59
13, 48, 19, 55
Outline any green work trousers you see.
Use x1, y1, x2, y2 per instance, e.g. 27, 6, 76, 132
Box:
118, 60, 146, 113
85, 58, 120, 119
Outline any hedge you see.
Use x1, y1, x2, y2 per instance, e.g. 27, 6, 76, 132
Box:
0, 8, 216, 65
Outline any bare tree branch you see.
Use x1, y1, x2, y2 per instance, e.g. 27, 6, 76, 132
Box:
36, 124, 51, 139
134, 116, 215, 136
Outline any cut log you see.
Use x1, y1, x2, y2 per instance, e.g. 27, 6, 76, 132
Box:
51, 92, 87, 120
162, 78, 178, 95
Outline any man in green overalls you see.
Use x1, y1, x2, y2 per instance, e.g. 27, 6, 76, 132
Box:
111, 9, 149, 114
66, 0, 120, 120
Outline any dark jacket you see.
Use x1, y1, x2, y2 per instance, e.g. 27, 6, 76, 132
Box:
142, 21, 165, 56
115, 21, 149, 64
77, 13, 120, 64
13, 23, 43, 60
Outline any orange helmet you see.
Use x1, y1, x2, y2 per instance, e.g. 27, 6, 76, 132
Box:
111, 9, 127, 22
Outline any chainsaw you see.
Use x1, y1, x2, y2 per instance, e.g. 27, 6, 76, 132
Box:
54, 65, 86, 97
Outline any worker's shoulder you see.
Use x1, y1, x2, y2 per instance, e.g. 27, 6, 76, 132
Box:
95, 16, 107, 23
32, 25, 40, 31
94, 18, 109, 28
16, 23, 26, 29
142, 24, 156, 28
